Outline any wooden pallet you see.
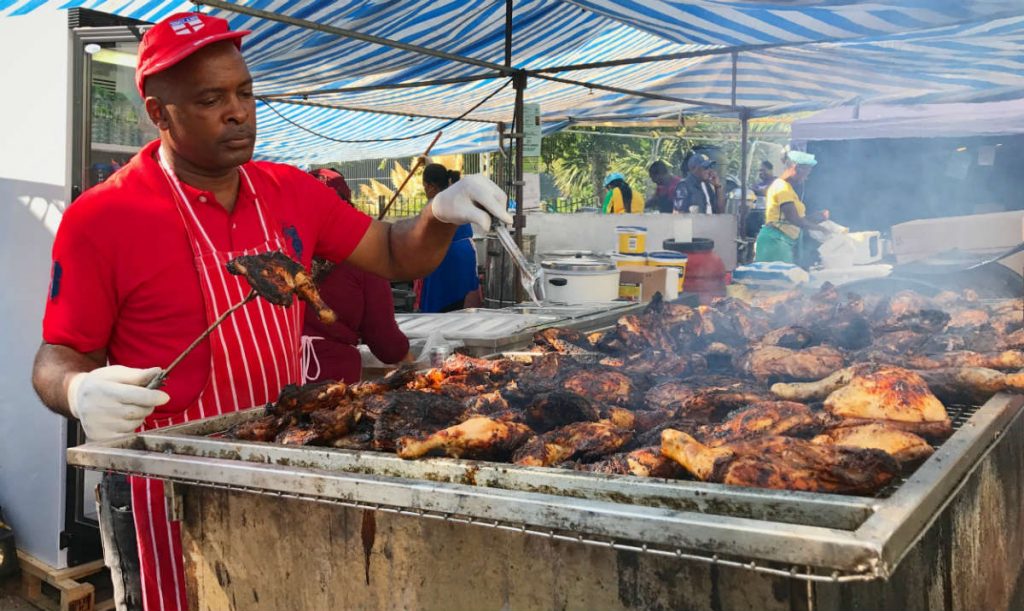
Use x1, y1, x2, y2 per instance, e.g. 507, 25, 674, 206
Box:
15, 551, 113, 611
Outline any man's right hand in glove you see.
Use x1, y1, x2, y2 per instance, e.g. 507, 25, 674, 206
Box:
67, 365, 170, 441
430, 174, 512, 232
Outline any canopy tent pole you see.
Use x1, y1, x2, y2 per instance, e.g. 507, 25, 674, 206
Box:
504, 0, 513, 69
731, 52, 738, 107
513, 72, 526, 251
740, 109, 750, 216
507, 0, 527, 302
193, 0, 513, 74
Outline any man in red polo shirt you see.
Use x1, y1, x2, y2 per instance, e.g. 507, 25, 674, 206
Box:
31, 12, 510, 611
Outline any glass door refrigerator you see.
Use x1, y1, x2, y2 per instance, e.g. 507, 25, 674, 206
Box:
64, 14, 154, 565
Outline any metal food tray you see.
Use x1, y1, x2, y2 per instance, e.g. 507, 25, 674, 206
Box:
66, 393, 1024, 582
396, 302, 643, 355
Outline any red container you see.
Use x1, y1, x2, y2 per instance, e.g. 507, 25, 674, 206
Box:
663, 238, 727, 304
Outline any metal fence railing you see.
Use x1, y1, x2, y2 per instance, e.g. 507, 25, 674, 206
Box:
542, 198, 600, 214
351, 195, 430, 219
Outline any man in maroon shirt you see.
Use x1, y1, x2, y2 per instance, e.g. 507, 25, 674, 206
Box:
303, 169, 410, 383
30, 12, 509, 611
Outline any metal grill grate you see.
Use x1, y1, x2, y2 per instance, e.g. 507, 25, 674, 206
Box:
873, 403, 981, 499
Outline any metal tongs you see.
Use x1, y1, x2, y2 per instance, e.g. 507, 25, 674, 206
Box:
492, 220, 545, 306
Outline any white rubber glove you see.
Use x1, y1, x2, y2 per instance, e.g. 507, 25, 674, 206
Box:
429, 174, 514, 232
68, 366, 170, 441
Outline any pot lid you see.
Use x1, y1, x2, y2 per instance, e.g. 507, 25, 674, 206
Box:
541, 249, 599, 259
541, 258, 617, 272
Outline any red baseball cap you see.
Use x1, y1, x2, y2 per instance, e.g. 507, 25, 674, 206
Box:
136, 12, 251, 97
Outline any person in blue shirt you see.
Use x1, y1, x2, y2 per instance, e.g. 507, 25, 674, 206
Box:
417, 164, 482, 312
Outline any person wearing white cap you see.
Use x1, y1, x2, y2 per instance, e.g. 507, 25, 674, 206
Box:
754, 150, 823, 264
602, 172, 645, 214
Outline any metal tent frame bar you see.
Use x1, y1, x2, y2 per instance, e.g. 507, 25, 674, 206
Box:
259, 97, 503, 125
260, 73, 505, 100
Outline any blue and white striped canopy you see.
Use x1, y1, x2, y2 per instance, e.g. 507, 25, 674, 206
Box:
4, 1, 1024, 162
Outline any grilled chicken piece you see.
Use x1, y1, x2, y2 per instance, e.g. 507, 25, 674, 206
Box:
872, 291, 937, 322
905, 350, 1024, 371
533, 327, 595, 355
915, 368, 1024, 405
616, 313, 676, 353
698, 401, 817, 447
522, 390, 601, 432
661, 430, 900, 495
228, 414, 284, 442
226, 251, 336, 324
998, 328, 1024, 350
710, 297, 772, 340
812, 424, 933, 465
946, 308, 990, 329
308, 403, 361, 442
645, 382, 695, 412
874, 308, 950, 334
988, 300, 1024, 335
775, 365, 1024, 406
772, 365, 870, 402
602, 406, 637, 430
562, 369, 637, 406
822, 367, 952, 438
582, 446, 686, 478
349, 364, 421, 397
864, 331, 928, 356
441, 353, 519, 377
396, 417, 533, 460
275, 425, 321, 446
513, 421, 633, 467
759, 326, 816, 349
736, 345, 846, 382
369, 392, 467, 451
271, 381, 349, 415
810, 310, 873, 351
680, 385, 769, 421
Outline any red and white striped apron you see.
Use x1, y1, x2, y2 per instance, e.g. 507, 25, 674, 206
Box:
130, 153, 302, 611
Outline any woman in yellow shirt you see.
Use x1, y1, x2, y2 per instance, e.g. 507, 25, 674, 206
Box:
602, 173, 645, 214
754, 151, 822, 264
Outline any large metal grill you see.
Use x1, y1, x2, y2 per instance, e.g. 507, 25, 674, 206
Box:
66, 393, 1024, 583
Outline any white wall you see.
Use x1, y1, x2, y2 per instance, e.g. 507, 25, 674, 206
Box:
0, 7, 71, 568
526, 212, 738, 270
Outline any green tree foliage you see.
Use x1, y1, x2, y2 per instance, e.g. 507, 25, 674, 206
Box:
538, 118, 790, 209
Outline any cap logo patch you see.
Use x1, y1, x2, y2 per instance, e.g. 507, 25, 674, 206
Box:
170, 15, 205, 36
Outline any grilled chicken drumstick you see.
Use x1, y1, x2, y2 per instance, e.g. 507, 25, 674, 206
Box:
226, 251, 337, 324
661, 429, 900, 495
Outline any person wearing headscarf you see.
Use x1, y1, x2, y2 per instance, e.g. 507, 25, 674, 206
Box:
754, 151, 823, 264
602, 172, 645, 214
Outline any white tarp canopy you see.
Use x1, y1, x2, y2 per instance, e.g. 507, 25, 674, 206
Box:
792, 99, 1024, 141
